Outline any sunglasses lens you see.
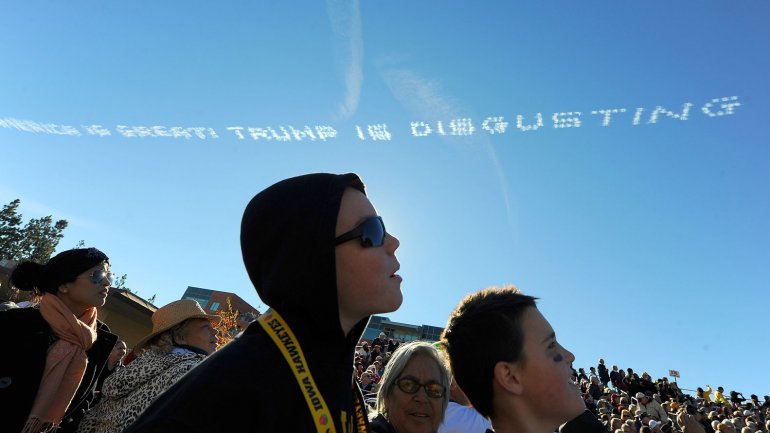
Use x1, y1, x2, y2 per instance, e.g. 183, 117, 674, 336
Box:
91, 270, 115, 285
360, 217, 385, 247
425, 383, 445, 398
397, 378, 420, 393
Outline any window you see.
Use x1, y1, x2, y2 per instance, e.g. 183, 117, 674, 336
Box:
209, 302, 220, 311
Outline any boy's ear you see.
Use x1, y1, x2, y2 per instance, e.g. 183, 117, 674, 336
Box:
493, 360, 524, 396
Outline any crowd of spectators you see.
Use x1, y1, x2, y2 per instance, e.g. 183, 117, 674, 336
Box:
571, 359, 770, 433
354, 332, 403, 397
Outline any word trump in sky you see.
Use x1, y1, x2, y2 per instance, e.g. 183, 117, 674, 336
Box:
0, 96, 741, 143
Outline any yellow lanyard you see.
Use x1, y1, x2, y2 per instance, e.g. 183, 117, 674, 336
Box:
258, 309, 367, 433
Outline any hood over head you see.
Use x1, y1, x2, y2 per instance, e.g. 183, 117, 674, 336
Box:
241, 172, 366, 339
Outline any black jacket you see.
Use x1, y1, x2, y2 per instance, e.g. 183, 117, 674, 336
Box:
0, 307, 117, 433
125, 173, 371, 433
369, 414, 397, 433
560, 410, 611, 433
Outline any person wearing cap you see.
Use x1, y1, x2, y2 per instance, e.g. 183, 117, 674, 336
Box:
649, 419, 665, 433
0, 248, 118, 433
125, 173, 403, 433
76, 299, 219, 433
637, 392, 669, 424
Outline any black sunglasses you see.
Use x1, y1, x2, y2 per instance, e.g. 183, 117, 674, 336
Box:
395, 377, 445, 399
335, 216, 386, 248
85, 269, 115, 285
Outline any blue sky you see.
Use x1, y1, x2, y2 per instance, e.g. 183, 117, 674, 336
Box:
2, 1, 768, 397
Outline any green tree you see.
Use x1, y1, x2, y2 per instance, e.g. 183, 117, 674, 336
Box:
114, 273, 131, 292
0, 199, 68, 263
0, 199, 23, 257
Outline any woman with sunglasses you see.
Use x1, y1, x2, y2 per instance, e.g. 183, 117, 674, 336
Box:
124, 173, 403, 433
370, 341, 451, 433
0, 247, 118, 433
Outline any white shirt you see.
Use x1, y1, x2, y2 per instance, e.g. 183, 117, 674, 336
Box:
438, 401, 493, 433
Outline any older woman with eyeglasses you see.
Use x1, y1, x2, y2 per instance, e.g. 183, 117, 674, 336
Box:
370, 341, 451, 433
0, 248, 118, 433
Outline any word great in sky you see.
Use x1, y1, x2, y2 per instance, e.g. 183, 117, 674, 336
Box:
0, 96, 741, 142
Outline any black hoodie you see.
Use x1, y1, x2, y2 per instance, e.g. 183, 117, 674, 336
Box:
125, 173, 370, 433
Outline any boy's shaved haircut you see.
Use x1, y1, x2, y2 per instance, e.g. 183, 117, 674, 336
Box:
440, 285, 537, 418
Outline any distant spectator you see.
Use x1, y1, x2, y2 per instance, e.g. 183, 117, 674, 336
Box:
360, 371, 376, 393
649, 419, 664, 433
372, 332, 387, 351
598, 359, 611, 387
698, 386, 714, 404
588, 376, 603, 401
731, 391, 747, 406
717, 420, 735, 433
387, 338, 400, 354
617, 369, 629, 392
637, 392, 669, 423
678, 405, 707, 433
578, 368, 589, 382
715, 387, 730, 406
610, 365, 621, 389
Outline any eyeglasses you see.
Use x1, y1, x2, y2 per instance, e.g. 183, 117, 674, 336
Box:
335, 216, 386, 248
395, 377, 445, 399
88, 269, 115, 285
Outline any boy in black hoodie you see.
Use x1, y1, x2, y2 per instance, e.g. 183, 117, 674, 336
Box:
125, 173, 402, 433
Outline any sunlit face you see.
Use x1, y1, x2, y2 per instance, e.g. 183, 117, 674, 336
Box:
385, 354, 444, 433
177, 318, 219, 355
336, 188, 402, 331
108, 340, 128, 369
58, 262, 111, 315
516, 307, 586, 429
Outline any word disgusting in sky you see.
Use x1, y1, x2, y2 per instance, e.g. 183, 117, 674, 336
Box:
0, 96, 741, 143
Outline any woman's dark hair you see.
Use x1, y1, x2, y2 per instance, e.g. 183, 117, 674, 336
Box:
9, 247, 109, 295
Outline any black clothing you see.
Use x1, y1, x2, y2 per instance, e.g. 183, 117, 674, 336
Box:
588, 383, 603, 400
125, 173, 370, 433
482, 410, 610, 433
598, 363, 610, 386
0, 307, 117, 433
369, 414, 397, 433
610, 370, 620, 388
371, 337, 386, 351
560, 410, 611, 433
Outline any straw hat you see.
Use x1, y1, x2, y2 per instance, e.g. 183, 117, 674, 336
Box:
134, 299, 221, 351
